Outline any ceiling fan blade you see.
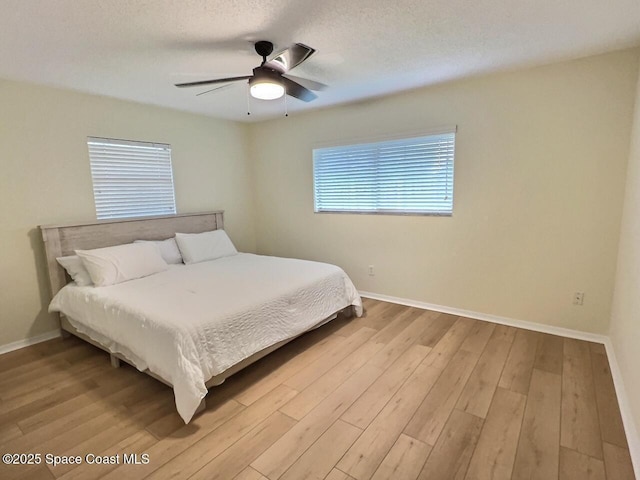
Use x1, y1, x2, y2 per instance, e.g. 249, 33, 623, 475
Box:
175, 75, 251, 88
282, 74, 327, 91
282, 77, 317, 102
266, 43, 315, 73
196, 83, 235, 96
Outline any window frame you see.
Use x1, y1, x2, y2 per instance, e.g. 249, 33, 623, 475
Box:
312, 127, 457, 217
87, 136, 177, 221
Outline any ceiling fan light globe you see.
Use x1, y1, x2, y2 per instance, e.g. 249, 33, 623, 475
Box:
250, 80, 285, 100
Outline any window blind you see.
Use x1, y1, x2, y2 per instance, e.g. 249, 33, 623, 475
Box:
87, 137, 176, 220
313, 131, 455, 215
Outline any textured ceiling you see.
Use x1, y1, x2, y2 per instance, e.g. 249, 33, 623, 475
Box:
1, 0, 639, 122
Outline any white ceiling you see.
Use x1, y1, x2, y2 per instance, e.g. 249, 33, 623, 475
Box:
1, 0, 639, 122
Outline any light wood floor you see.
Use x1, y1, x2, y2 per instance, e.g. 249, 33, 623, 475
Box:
0, 299, 635, 480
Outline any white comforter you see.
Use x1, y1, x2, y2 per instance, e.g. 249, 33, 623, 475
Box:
49, 253, 362, 423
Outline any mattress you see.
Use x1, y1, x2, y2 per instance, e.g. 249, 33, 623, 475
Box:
49, 253, 362, 423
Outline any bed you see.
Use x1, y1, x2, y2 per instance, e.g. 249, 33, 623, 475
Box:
40, 211, 362, 423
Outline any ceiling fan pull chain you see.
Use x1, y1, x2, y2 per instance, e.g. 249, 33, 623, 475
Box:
284, 93, 288, 117
246, 84, 251, 116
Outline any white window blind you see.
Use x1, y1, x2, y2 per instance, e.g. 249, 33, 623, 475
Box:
313, 131, 455, 215
87, 137, 176, 220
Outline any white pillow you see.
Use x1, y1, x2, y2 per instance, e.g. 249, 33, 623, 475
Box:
56, 255, 93, 286
134, 238, 183, 264
76, 243, 168, 287
175, 230, 238, 265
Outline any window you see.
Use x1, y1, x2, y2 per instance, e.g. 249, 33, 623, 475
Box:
87, 137, 176, 220
313, 130, 455, 215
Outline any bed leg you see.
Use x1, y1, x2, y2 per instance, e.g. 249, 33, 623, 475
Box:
110, 354, 121, 368
195, 398, 206, 415
343, 306, 354, 319
60, 329, 71, 339
208, 377, 226, 387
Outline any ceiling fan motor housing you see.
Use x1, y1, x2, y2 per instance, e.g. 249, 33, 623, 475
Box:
251, 66, 282, 83
249, 66, 286, 100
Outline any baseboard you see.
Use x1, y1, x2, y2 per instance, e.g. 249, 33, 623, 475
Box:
0, 329, 61, 355
603, 338, 640, 478
359, 290, 608, 344
360, 290, 639, 476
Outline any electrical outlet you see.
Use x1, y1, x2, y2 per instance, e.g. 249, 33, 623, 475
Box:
573, 292, 584, 306
368, 265, 375, 276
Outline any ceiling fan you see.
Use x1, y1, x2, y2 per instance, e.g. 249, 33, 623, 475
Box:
175, 41, 326, 102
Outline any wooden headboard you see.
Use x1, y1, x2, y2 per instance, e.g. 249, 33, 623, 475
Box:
40, 211, 224, 299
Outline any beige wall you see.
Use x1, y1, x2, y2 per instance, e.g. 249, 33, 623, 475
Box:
2, 49, 638, 349
0, 80, 256, 347
610, 68, 640, 447
249, 49, 639, 333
